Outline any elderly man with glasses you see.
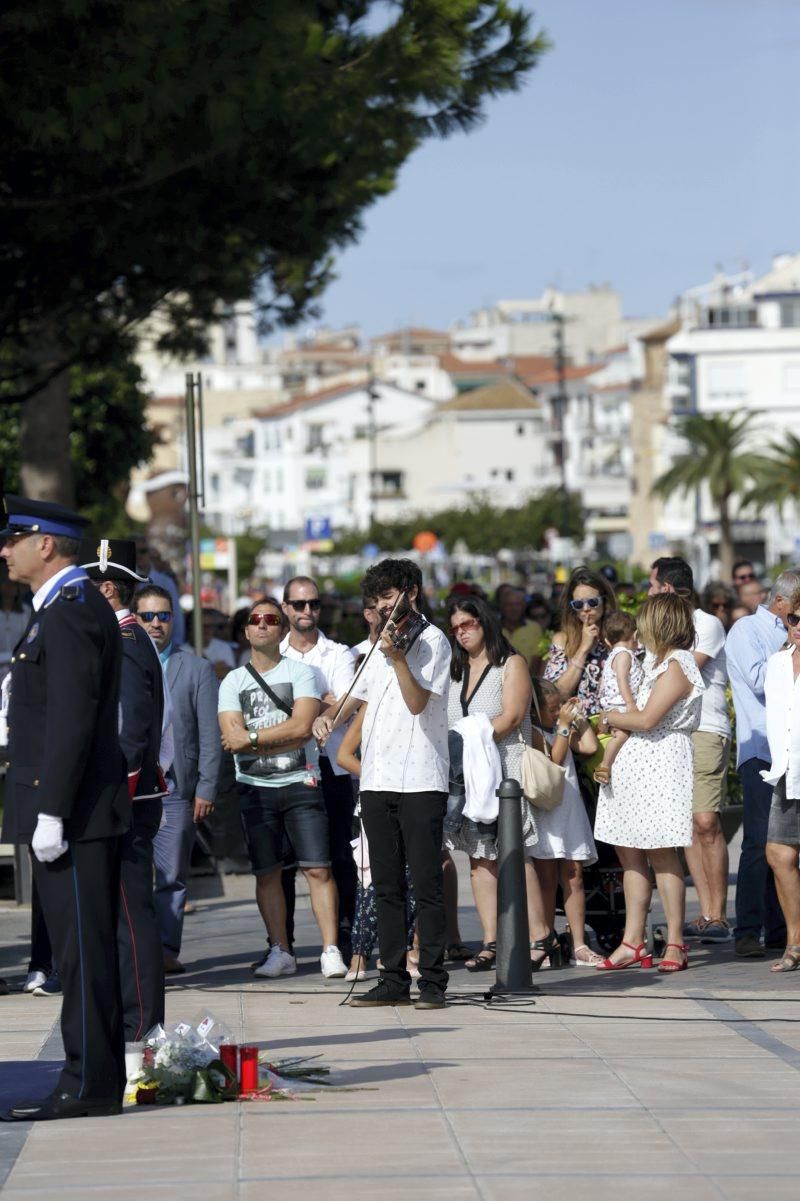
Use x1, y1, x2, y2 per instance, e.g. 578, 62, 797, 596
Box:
134, 584, 221, 973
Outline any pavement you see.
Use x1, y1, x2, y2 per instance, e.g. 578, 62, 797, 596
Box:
2, 843, 800, 1201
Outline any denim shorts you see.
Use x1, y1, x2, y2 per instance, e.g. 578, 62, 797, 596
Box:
238, 782, 331, 875
767, 776, 800, 847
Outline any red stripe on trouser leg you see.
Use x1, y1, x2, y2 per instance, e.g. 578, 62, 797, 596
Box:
120, 882, 145, 1042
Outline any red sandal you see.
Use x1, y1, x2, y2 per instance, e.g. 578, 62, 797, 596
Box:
658, 943, 688, 973
596, 940, 654, 971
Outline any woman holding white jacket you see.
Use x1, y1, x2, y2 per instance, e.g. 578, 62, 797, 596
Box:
763, 585, 800, 971
445, 594, 533, 972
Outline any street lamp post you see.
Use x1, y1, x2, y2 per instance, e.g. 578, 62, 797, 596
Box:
551, 313, 571, 534
367, 378, 379, 532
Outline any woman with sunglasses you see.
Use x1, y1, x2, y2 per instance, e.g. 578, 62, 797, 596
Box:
544, 567, 617, 715
701, 582, 735, 633
446, 595, 535, 971
762, 587, 800, 972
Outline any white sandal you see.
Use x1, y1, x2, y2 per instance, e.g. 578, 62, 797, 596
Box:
573, 944, 604, 967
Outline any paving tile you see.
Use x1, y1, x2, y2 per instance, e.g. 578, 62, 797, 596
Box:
431, 1057, 641, 1110
239, 1177, 477, 1200
240, 1108, 463, 1178
476, 1174, 722, 1201
611, 1057, 800, 1109
6, 1154, 237, 1189
449, 1108, 695, 1175
654, 1110, 800, 1173
0, 1186, 237, 1201
713, 1177, 800, 1200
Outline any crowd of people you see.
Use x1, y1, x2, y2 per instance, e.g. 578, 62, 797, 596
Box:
3, 487, 800, 1122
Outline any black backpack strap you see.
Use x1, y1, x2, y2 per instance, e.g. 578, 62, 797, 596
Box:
244, 662, 293, 718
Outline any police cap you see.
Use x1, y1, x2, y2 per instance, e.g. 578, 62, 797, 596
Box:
0, 494, 89, 541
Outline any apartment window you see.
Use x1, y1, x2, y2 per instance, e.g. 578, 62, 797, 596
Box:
415, 380, 426, 391
276, 469, 284, 492
235, 432, 255, 458
506, 469, 514, 482
210, 473, 220, 494
702, 306, 758, 329
780, 300, 800, 328
305, 467, 326, 491
306, 423, 325, 452
783, 362, 800, 391
373, 470, 405, 497
516, 424, 525, 436
263, 471, 271, 492
707, 361, 747, 399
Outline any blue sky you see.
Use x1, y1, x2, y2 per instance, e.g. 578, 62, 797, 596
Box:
314, 0, 800, 337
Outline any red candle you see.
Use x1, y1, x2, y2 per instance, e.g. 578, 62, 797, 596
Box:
219, 1043, 238, 1078
239, 1045, 259, 1093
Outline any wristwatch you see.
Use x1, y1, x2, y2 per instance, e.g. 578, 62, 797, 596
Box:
248, 730, 258, 750
556, 725, 571, 739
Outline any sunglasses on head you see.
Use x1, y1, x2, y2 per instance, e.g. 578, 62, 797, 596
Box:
138, 610, 173, 623
569, 597, 602, 612
248, 612, 282, 627
787, 613, 800, 628
286, 598, 321, 611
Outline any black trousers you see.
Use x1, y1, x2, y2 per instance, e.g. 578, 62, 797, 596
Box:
360, 790, 448, 993
118, 798, 165, 1043
320, 756, 357, 942
32, 837, 125, 1102
28, 877, 53, 975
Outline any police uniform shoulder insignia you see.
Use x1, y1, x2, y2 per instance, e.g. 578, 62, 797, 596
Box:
121, 629, 136, 640
26, 622, 39, 642
60, 584, 81, 600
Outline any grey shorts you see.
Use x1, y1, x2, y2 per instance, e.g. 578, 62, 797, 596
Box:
767, 776, 800, 847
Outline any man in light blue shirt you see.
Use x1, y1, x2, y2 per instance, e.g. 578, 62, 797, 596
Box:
727, 570, 800, 956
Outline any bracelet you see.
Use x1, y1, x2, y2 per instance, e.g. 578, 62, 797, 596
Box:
248, 730, 258, 750
556, 725, 571, 738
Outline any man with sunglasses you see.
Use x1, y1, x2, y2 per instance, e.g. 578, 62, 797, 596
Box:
218, 597, 346, 978
732, 560, 757, 590
134, 584, 221, 973
280, 576, 357, 959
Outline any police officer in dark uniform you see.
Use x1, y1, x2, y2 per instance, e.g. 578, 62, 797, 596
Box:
80, 538, 166, 1071
0, 496, 129, 1121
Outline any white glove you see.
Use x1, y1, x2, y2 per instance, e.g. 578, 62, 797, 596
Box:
31, 813, 69, 864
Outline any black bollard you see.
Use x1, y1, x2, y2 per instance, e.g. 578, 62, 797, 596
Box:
492, 777, 535, 996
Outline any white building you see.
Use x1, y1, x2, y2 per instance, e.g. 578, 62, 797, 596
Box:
660, 254, 800, 565
450, 285, 656, 367
202, 381, 435, 539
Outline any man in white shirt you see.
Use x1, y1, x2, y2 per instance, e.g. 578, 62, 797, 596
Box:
280, 575, 356, 956
650, 559, 732, 941
314, 559, 451, 1010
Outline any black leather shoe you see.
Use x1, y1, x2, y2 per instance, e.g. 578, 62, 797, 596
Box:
415, 987, 446, 1010
1, 1091, 122, 1122
349, 980, 411, 1007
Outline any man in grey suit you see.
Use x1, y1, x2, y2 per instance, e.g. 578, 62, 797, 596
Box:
134, 584, 222, 973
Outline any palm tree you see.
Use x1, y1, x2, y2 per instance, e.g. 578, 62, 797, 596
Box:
741, 433, 800, 516
652, 412, 766, 579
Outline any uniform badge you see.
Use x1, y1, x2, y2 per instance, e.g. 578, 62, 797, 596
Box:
26, 622, 39, 643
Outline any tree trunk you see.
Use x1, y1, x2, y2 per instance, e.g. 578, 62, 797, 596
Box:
718, 495, 734, 582
19, 367, 75, 504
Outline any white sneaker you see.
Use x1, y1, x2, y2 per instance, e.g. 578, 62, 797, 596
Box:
24, 971, 47, 994
320, 945, 347, 978
345, 967, 367, 982
254, 945, 297, 978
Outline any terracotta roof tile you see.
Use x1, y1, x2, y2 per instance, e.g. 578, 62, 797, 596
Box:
437, 377, 541, 412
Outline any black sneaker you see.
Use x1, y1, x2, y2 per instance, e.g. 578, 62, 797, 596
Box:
349, 980, 411, 1007
415, 986, 446, 1010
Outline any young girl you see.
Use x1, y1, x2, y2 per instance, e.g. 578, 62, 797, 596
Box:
527, 679, 601, 967
593, 610, 643, 786
336, 702, 417, 982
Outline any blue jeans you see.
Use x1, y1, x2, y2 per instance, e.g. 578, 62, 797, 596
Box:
153, 794, 196, 957
734, 758, 787, 942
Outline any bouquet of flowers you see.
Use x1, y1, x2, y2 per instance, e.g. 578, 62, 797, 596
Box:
128, 1014, 333, 1106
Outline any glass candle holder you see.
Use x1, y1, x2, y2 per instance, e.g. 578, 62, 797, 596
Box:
239, 1045, 259, 1093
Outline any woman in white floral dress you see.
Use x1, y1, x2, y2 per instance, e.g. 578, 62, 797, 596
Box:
594, 594, 704, 974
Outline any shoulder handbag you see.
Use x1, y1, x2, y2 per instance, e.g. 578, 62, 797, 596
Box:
518, 686, 565, 812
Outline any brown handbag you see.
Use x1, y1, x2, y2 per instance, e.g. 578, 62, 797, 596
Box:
519, 687, 566, 812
